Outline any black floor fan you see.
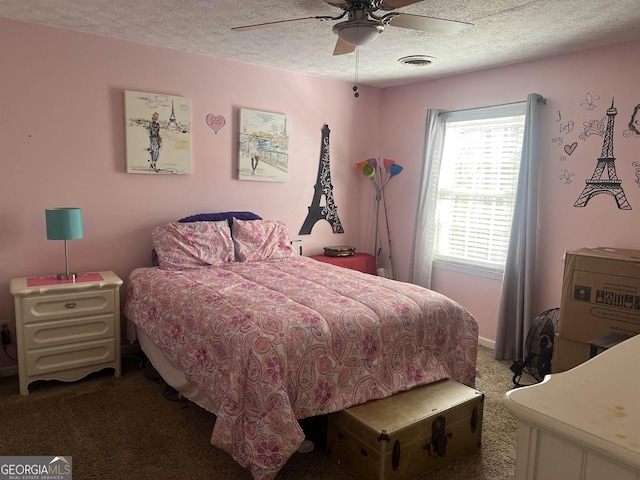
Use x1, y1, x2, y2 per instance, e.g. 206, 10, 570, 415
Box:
510, 308, 560, 388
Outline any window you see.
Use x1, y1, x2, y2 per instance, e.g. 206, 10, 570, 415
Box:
433, 103, 526, 275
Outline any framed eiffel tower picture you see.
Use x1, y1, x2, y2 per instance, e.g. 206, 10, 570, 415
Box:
124, 90, 192, 175
237, 108, 289, 182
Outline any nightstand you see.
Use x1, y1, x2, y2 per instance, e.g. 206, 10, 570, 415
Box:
309, 252, 377, 275
10, 271, 123, 395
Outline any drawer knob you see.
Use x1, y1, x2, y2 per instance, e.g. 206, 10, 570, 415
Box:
64, 302, 77, 309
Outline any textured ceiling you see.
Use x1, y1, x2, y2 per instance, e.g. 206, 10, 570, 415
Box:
2, 0, 640, 88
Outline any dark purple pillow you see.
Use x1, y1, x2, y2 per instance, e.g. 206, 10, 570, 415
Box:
178, 211, 262, 227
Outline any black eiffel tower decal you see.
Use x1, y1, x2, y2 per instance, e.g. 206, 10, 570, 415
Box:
574, 99, 631, 209
299, 124, 344, 235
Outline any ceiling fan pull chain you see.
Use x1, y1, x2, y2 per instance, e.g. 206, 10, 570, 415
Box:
353, 46, 360, 98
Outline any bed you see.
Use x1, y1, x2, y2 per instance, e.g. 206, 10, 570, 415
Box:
124, 213, 479, 480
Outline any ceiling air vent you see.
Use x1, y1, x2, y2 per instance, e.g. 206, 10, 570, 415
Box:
398, 55, 435, 66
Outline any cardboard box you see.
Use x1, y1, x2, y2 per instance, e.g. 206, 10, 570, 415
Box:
559, 247, 640, 344
552, 334, 592, 373
552, 332, 635, 373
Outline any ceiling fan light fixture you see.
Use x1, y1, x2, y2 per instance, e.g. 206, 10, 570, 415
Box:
333, 19, 384, 46
398, 55, 435, 66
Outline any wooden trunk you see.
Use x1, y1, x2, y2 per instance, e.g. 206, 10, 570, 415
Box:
327, 379, 484, 480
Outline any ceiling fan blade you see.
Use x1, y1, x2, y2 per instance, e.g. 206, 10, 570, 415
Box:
381, 0, 423, 9
333, 38, 356, 55
387, 13, 473, 35
232, 16, 331, 32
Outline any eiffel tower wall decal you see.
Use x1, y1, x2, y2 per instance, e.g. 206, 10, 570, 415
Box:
574, 99, 631, 210
299, 124, 344, 235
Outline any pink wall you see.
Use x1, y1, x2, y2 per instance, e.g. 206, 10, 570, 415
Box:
379, 39, 640, 344
0, 18, 382, 367
2, 16, 639, 367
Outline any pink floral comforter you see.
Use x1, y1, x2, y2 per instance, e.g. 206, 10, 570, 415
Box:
124, 256, 478, 480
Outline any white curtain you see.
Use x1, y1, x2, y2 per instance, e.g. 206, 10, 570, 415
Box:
494, 93, 546, 360
409, 109, 446, 289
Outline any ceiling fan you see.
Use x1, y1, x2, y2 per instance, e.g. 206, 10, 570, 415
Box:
232, 0, 473, 56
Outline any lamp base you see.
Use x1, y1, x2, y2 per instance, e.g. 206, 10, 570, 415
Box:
56, 272, 78, 281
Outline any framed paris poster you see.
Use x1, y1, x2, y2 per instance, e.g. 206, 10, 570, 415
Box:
125, 90, 192, 174
237, 108, 289, 182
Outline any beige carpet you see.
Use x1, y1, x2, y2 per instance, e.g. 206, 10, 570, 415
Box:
0, 346, 516, 479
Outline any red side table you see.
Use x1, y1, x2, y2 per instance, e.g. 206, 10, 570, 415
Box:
309, 252, 377, 275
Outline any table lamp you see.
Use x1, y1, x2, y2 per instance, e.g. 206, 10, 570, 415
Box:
45, 207, 84, 280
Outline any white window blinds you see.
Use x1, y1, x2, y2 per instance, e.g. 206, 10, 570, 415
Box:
434, 103, 526, 273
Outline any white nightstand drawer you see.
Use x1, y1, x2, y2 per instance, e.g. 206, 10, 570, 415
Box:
23, 314, 116, 350
22, 290, 115, 324
25, 338, 116, 376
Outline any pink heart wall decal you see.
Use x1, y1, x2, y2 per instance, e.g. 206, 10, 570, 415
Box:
206, 114, 225, 134
564, 142, 577, 155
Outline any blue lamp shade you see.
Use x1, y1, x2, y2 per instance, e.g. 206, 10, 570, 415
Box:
389, 164, 404, 178
46, 208, 84, 240
45, 208, 84, 280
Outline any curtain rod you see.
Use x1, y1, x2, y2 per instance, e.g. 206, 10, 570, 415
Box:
438, 96, 546, 116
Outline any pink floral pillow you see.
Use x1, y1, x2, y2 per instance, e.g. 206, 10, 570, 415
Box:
232, 218, 295, 262
152, 221, 234, 270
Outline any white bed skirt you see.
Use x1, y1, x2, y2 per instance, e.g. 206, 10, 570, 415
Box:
137, 327, 217, 414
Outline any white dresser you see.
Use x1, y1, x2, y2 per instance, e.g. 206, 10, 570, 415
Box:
503, 334, 640, 480
10, 271, 123, 395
